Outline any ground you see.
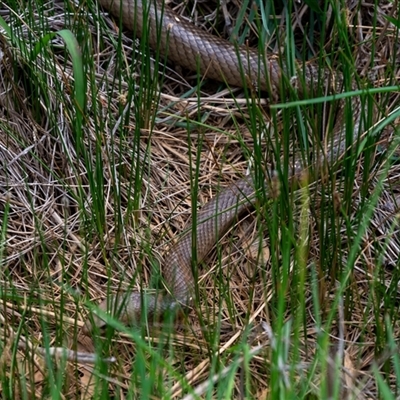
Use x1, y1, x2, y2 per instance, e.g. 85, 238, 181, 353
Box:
0, 0, 399, 398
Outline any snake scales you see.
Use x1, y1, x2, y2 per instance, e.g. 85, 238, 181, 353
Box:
84, 0, 364, 332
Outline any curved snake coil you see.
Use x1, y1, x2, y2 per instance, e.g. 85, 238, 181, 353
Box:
84, 0, 364, 332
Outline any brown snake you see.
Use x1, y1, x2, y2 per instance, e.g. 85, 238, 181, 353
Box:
84, 0, 364, 332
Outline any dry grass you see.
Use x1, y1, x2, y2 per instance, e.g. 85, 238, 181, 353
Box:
0, 0, 400, 398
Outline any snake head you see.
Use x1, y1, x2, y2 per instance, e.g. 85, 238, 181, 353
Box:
82, 296, 118, 334
82, 291, 184, 334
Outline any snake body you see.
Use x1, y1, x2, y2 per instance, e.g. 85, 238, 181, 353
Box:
98, 0, 279, 91
85, 176, 257, 331
85, 0, 363, 332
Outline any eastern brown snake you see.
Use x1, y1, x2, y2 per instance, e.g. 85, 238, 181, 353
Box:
84, 0, 364, 332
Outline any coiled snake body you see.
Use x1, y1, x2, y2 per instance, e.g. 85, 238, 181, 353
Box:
85, 0, 363, 332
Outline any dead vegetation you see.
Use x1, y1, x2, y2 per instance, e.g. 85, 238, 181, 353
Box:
0, 0, 400, 398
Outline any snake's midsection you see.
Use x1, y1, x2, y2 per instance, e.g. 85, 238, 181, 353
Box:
84, 0, 364, 332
